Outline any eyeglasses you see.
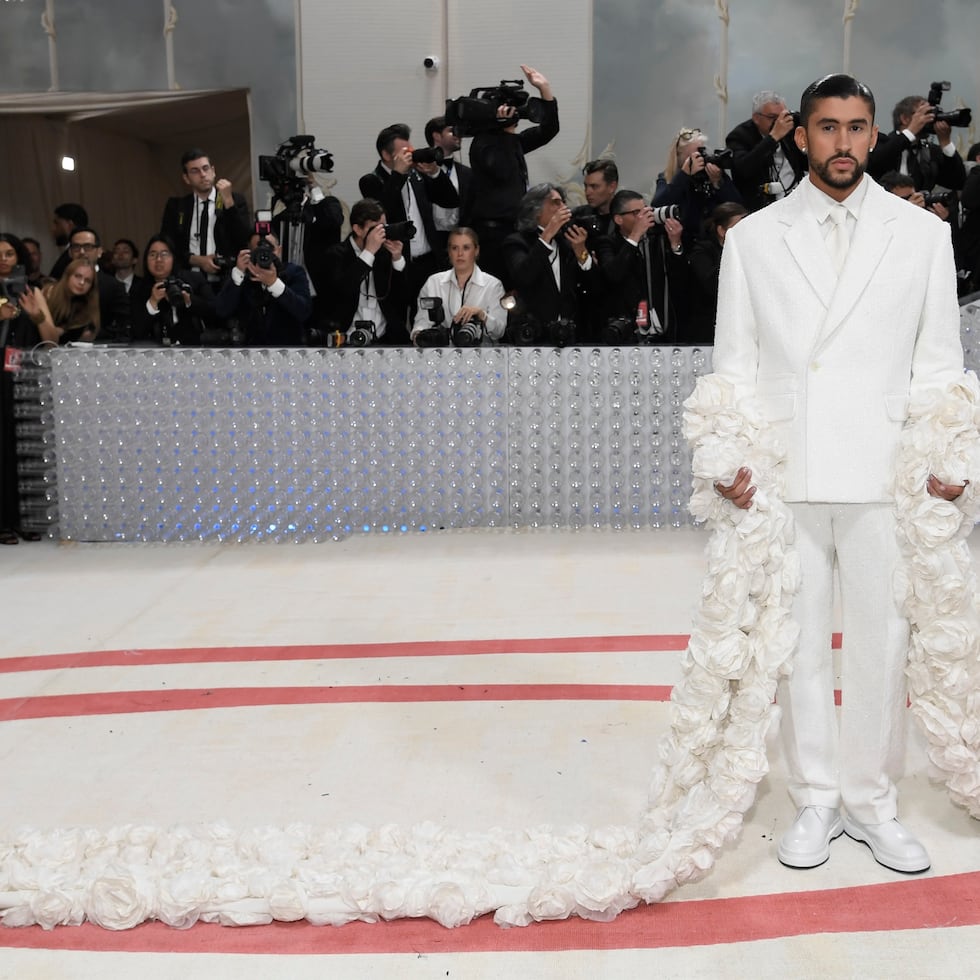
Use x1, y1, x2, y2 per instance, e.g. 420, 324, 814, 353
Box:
616, 208, 645, 217
677, 128, 702, 142
147, 250, 172, 260
69, 242, 99, 253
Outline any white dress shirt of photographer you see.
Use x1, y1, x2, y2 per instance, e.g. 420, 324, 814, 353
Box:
411, 228, 506, 344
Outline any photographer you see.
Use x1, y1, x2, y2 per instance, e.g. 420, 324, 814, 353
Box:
595, 190, 689, 344
867, 94, 967, 192
423, 116, 473, 248
653, 128, 742, 249
467, 65, 560, 284
358, 123, 459, 312
878, 170, 952, 221
160, 148, 251, 290
215, 229, 312, 346
131, 234, 216, 346
726, 90, 807, 210
411, 228, 505, 346
501, 183, 597, 343
319, 198, 408, 346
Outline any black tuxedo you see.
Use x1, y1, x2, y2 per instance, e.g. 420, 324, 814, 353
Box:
868, 131, 967, 191
215, 262, 312, 346
159, 192, 251, 269
726, 118, 807, 211
502, 228, 598, 341
319, 237, 408, 345
595, 231, 690, 343
131, 268, 216, 346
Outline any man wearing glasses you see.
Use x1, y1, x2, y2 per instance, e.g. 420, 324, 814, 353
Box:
160, 148, 250, 290
726, 90, 808, 211
66, 227, 131, 342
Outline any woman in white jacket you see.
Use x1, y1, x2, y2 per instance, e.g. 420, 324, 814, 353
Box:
411, 227, 506, 345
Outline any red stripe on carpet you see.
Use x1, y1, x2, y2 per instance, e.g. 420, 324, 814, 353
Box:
0, 684, 675, 721
1, 872, 977, 954
0, 635, 688, 675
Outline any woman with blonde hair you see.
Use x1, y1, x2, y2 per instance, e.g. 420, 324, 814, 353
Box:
654, 127, 743, 249
20, 258, 100, 344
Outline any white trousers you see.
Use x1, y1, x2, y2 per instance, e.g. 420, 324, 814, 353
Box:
779, 502, 909, 823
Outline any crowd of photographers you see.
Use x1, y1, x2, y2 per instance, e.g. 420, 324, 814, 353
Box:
3, 70, 980, 360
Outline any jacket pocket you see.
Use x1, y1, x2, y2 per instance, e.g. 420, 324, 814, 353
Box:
757, 374, 797, 421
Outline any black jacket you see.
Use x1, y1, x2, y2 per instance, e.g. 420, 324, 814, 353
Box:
131, 269, 216, 346
160, 192, 251, 269
215, 262, 312, 346
867, 131, 967, 191
725, 118, 807, 211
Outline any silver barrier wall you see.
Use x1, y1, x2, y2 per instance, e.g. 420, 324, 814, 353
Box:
48, 346, 711, 542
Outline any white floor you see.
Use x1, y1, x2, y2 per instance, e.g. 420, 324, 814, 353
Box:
1, 527, 978, 979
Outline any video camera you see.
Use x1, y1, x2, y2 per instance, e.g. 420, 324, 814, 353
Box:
445, 79, 546, 137
926, 81, 972, 130
258, 135, 334, 224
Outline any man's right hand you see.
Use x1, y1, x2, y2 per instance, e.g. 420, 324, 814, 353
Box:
769, 109, 795, 142
628, 207, 657, 243
715, 467, 756, 509
541, 204, 571, 244
905, 101, 935, 138
364, 223, 387, 255
190, 253, 221, 275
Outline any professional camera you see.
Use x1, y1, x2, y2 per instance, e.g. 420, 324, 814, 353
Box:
0, 264, 27, 303
411, 146, 445, 166
451, 319, 483, 347
697, 147, 735, 170
258, 134, 334, 223
926, 81, 972, 129
250, 210, 277, 270
545, 317, 577, 347
569, 206, 601, 237
601, 316, 636, 345
415, 325, 451, 347
651, 205, 680, 225
923, 190, 955, 208
163, 276, 192, 305
445, 79, 546, 137
383, 220, 417, 243
348, 320, 377, 347
212, 254, 238, 272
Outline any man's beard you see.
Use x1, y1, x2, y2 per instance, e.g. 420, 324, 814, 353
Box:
810, 152, 867, 191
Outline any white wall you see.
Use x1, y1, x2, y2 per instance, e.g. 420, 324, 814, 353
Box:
299, 0, 594, 218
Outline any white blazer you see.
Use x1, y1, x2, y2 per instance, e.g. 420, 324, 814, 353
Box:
712, 176, 965, 502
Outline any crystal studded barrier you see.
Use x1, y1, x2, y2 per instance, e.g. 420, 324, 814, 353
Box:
49, 346, 710, 542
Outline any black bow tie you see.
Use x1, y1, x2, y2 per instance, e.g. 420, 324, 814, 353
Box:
443, 160, 454, 174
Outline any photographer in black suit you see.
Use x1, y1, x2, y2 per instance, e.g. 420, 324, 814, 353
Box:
216, 229, 312, 346
358, 123, 459, 311
319, 199, 408, 346
424, 115, 473, 248
502, 183, 597, 343
726, 90, 807, 211
467, 65, 560, 284
867, 95, 967, 192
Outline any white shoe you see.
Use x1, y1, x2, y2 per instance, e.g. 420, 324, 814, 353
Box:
777, 805, 843, 868
842, 816, 931, 873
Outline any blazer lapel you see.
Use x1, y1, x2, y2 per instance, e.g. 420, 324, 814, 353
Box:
782, 195, 835, 311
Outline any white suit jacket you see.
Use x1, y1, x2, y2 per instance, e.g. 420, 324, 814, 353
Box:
712, 175, 965, 502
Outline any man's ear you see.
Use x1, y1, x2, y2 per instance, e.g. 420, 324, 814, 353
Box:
870, 123, 879, 152
794, 126, 807, 154
181, 172, 192, 188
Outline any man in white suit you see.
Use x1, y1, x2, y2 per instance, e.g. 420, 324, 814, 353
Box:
713, 74, 968, 873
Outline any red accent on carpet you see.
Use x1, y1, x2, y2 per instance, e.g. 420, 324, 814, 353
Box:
1, 872, 977, 954
0, 635, 689, 675
0, 684, 676, 721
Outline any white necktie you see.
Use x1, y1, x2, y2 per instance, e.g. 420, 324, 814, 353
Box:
826, 204, 849, 274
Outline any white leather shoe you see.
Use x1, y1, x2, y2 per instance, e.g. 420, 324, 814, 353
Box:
777, 805, 843, 868
842, 816, 931, 873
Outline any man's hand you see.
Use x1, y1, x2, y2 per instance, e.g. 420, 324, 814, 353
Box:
190, 253, 221, 275
715, 467, 756, 509
414, 159, 440, 178
383, 237, 404, 261
541, 203, 571, 244
246, 261, 279, 288
564, 223, 589, 252
235, 248, 251, 273
391, 144, 413, 175
905, 101, 935, 138
627, 207, 657, 243
215, 177, 235, 208
934, 119, 953, 147
908, 190, 927, 208
520, 64, 552, 100
927, 474, 966, 501
928, 201, 950, 221
769, 109, 795, 142
364, 224, 387, 255
664, 216, 684, 250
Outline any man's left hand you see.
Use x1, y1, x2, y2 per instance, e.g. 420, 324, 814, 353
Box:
927, 474, 967, 500
934, 120, 953, 147
216, 177, 235, 208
